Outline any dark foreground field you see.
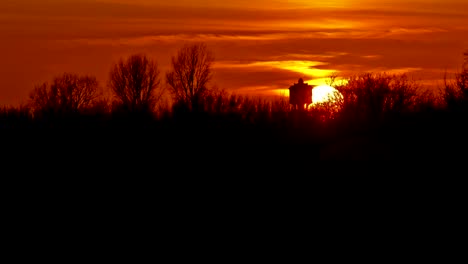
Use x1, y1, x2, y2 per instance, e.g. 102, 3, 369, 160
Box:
2, 109, 467, 163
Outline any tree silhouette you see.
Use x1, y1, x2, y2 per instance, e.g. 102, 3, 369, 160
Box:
166, 42, 214, 112
28, 72, 101, 118
337, 73, 422, 123
443, 51, 468, 111
108, 54, 163, 114
456, 65, 468, 99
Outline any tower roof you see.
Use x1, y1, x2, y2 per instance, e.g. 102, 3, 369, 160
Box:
289, 78, 313, 106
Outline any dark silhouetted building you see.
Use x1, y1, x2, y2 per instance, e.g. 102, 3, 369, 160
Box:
289, 78, 312, 110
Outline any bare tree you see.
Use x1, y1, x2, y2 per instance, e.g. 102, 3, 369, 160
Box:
443, 51, 468, 111
166, 42, 214, 112
108, 54, 163, 114
29, 72, 101, 117
337, 72, 423, 122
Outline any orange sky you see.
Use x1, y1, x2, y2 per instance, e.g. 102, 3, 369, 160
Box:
1, 0, 467, 106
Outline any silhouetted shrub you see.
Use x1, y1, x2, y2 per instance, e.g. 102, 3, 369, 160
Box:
0, 104, 32, 129
441, 51, 468, 112
336, 73, 425, 124
28, 72, 102, 120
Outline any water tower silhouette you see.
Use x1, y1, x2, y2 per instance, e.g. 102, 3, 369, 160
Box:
289, 78, 313, 110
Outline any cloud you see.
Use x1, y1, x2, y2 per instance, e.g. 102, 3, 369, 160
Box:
212, 66, 299, 95
1, 0, 467, 106
211, 59, 340, 97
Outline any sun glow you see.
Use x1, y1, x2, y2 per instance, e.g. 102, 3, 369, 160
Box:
312, 85, 343, 105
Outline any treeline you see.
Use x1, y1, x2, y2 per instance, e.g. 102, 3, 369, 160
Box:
0, 43, 292, 127
0, 44, 467, 159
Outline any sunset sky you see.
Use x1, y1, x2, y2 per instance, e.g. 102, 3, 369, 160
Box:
1, 0, 467, 106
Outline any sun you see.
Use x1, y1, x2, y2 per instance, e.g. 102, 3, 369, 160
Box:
311, 85, 343, 105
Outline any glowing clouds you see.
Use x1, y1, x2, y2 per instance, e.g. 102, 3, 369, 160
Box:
213, 60, 340, 97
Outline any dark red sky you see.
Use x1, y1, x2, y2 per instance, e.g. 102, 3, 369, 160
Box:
1, 0, 467, 106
